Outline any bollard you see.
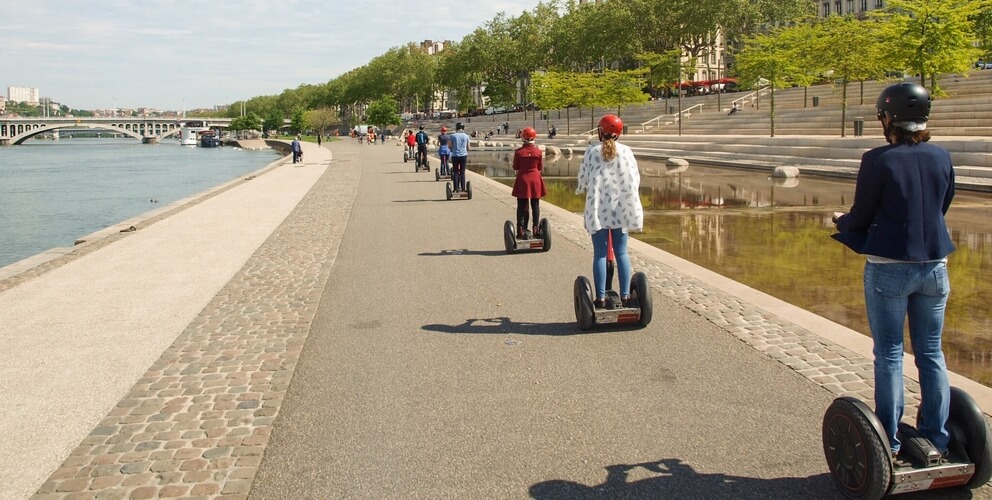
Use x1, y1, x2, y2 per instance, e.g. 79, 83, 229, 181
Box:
853, 117, 864, 137
812, 96, 820, 107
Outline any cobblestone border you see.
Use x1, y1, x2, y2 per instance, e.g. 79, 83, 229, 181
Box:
468, 172, 922, 415
30, 158, 360, 499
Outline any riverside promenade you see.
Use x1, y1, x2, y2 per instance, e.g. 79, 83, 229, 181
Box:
4, 138, 991, 499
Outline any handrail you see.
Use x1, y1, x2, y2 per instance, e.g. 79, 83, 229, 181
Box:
639, 103, 705, 133
732, 86, 770, 108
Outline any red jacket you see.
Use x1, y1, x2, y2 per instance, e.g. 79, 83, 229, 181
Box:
511, 143, 546, 199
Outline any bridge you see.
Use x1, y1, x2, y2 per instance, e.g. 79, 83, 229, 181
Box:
0, 116, 234, 145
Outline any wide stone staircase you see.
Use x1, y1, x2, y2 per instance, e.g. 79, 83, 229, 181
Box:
412, 70, 992, 183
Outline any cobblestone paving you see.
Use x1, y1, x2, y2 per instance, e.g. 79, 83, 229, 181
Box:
29, 158, 360, 500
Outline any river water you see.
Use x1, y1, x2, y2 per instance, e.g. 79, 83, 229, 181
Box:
0, 138, 281, 269
469, 152, 992, 387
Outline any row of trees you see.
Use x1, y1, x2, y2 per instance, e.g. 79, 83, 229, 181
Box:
215, 0, 991, 137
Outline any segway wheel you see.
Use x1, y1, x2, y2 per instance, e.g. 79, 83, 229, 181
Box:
949, 386, 992, 488
404, 151, 409, 162
435, 169, 440, 181
466, 182, 472, 200
539, 218, 551, 252
573, 276, 595, 330
503, 221, 516, 254
823, 397, 893, 500
446, 182, 452, 201
631, 272, 652, 326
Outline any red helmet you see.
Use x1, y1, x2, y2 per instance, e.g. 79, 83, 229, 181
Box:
521, 127, 537, 141
598, 114, 623, 138
440, 126, 447, 133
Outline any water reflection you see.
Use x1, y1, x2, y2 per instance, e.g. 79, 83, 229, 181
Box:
470, 152, 992, 387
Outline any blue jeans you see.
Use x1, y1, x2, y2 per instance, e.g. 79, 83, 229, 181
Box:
864, 261, 951, 453
591, 228, 630, 299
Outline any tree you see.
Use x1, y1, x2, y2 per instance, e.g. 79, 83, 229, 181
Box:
229, 113, 262, 134
290, 108, 305, 134
875, 0, 984, 94
304, 107, 340, 138
735, 28, 802, 137
975, 0, 992, 61
263, 110, 284, 135
364, 99, 401, 132
812, 15, 889, 136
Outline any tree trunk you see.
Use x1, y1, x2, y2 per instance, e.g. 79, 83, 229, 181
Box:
841, 79, 848, 138
770, 84, 776, 138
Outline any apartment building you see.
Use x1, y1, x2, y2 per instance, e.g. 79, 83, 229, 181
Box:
8, 86, 40, 105
819, 0, 886, 17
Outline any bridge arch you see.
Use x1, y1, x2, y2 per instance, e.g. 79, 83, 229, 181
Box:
7, 123, 143, 145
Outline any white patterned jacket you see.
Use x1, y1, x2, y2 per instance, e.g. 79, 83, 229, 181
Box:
575, 142, 644, 235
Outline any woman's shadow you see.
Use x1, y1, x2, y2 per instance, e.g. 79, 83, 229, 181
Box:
530, 458, 838, 499
423, 316, 582, 336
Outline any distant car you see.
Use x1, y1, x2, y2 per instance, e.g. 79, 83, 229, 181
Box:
976, 60, 992, 70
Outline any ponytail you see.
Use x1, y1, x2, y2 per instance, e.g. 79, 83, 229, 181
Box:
601, 138, 617, 161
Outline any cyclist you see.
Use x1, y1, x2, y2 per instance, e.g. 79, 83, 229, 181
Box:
415, 125, 430, 168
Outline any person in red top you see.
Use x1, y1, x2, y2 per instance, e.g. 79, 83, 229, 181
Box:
511, 127, 546, 239
405, 128, 416, 158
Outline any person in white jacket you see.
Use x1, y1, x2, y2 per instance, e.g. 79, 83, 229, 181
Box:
575, 114, 644, 308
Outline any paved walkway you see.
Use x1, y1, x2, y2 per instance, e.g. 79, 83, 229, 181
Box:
3, 138, 990, 499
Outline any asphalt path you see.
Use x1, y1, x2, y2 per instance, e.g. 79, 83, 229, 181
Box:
250, 140, 849, 499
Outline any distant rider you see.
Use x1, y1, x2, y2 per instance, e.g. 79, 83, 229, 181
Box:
405, 129, 416, 158
291, 135, 302, 164
437, 126, 451, 176
415, 125, 430, 167
511, 127, 546, 239
449, 123, 470, 192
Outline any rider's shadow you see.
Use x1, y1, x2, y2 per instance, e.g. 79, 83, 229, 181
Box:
418, 249, 507, 257
423, 317, 579, 336
530, 458, 840, 500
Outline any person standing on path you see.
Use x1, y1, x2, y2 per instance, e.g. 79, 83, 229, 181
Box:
449, 122, 470, 192
291, 135, 303, 164
575, 114, 643, 309
832, 82, 956, 460
511, 127, 546, 239
437, 126, 451, 177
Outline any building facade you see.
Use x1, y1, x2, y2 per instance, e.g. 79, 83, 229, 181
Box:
818, 0, 885, 17
8, 86, 40, 105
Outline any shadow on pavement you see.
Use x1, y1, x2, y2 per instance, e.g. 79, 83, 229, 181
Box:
423, 316, 580, 336
529, 459, 840, 500
392, 199, 450, 203
418, 248, 506, 257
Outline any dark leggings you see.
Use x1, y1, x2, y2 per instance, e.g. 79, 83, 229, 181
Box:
516, 198, 540, 228
451, 156, 467, 191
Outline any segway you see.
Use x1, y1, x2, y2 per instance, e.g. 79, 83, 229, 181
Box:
503, 219, 551, 253
445, 181, 472, 201
415, 150, 430, 172
403, 149, 410, 162
822, 386, 992, 499
435, 163, 451, 182
573, 232, 653, 330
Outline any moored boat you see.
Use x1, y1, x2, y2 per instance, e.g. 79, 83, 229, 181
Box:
179, 120, 209, 146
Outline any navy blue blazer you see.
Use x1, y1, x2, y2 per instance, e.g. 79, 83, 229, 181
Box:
832, 141, 955, 261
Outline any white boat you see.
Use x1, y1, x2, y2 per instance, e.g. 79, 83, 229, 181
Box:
178, 120, 209, 146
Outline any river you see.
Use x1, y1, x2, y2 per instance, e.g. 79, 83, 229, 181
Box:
0, 138, 281, 269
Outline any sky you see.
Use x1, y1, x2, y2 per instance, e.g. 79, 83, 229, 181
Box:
2, 0, 540, 112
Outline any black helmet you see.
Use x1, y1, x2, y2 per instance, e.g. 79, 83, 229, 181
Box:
455, 122, 464, 130
419, 125, 424, 130
876, 82, 931, 122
